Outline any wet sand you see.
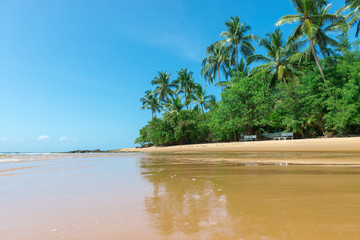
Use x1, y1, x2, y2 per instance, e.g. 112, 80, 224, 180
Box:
1, 152, 360, 239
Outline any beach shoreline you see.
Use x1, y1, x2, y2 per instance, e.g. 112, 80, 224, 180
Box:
115, 137, 360, 153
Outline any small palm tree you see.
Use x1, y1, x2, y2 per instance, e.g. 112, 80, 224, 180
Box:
248, 28, 302, 86
163, 96, 185, 121
175, 68, 195, 110
276, 0, 342, 83
223, 57, 249, 81
201, 42, 231, 93
140, 90, 162, 118
191, 84, 216, 120
220, 16, 257, 71
151, 71, 178, 103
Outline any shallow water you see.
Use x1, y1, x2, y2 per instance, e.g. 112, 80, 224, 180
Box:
1, 152, 360, 240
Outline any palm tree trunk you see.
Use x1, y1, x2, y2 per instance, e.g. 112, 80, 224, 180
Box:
310, 38, 326, 83
282, 76, 287, 84
217, 69, 223, 93
185, 91, 188, 110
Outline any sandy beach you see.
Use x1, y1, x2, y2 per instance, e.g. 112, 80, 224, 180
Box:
2, 152, 360, 239
116, 137, 360, 153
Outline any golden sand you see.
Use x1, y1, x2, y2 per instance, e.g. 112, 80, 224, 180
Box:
117, 137, 360, 153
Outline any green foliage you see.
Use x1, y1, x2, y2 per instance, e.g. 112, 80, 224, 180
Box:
209, 73, 275, 141
135, 110, 210, 146
137, 9, 360, 146
275, 71, 326, 136
274, 50, 360, 136
136, 118, 174, 146
134, 125, 150, 146
324, 50, 360, 134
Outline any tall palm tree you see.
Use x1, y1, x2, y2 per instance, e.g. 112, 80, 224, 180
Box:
220, 16, 257, 71
305, 5, 345, 60
140, 90, 162, 118
201, 42, 231, 93
151, 71, 178, 103
248, 28, 302, 86
190, 84, 215, 120
175, 68, 195, 110
276, 0, 341, 83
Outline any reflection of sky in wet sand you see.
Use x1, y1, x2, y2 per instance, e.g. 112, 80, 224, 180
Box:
1, 152, 360, 239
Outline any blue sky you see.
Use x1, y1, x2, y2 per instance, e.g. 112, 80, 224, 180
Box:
0, 0, 350, 152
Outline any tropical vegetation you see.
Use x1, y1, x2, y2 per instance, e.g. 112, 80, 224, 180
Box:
136, 0, 360, 146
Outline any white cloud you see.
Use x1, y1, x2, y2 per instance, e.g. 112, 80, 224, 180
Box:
59, 136, 69, 141
37, 135, 50, 141
1, 137, 9, 141
59, 136, 78, 142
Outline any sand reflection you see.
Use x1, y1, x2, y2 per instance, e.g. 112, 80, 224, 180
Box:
142, 167, 228, 236
140, 153, 360, 240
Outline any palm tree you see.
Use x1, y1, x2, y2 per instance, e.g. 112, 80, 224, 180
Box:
140, 91, 162, 118
163, 96, 185, 121
305, 5, 345, 60
201, 42, 231, 93
276, 0, 342, 83
220, 16, 257, 71
191, 84, 215, 120
207, 95, 217, 111
236, 58, 249, 75
342, 0, 360, 37
248, 28, 302, 86
151, 71, 178, 103
223, 57, 249, 81
175, 68, 195, 110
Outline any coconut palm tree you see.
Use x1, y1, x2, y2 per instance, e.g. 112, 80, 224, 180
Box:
190, 84, 215, 120
304, 5, 345, 60
236, 58, 249, 75
140, 90, 162, 118
276, 0, 342, 83
151, 71, 178, 103
206, 94, 217, 111
248, 28, 303, 86
222, 57, 248, 82
341, 0, 360, 37
220, 16, 257, 71
175, 68, 195, 110
163, 96, 185, 121
201, 42, 231, 93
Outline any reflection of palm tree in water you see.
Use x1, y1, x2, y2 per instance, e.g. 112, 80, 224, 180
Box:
139, 157, 231, 237
139, 154, 360, 239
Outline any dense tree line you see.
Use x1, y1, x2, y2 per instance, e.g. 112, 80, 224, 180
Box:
136, 0, 360, 146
